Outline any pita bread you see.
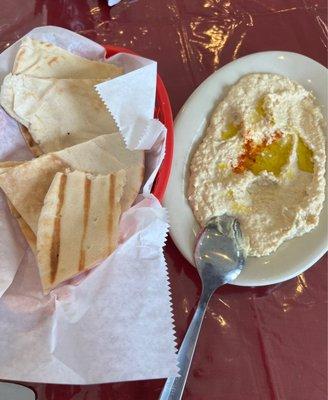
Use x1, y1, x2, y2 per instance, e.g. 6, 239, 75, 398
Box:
0, 74, 117, 153
1, 37, 123, 155
0, 154, 70, 234
13, 37, 123, 79
37, 170, 125, 293
56, 133, 144, 211
0, 135, 143, 240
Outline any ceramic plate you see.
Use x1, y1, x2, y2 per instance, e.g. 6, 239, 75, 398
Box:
164, 51, 327, 286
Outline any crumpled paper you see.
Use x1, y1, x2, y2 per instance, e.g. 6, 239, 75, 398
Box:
0, 25, 178, 384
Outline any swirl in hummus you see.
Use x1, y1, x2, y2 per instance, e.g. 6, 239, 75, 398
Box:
188, 73, 326, 257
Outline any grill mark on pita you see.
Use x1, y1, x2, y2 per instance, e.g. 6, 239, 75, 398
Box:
108, 174, 116, 253
50, 174, 67, 283
78, 177, 91, 271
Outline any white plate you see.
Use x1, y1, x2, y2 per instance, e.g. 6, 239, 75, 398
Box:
164, 51, 327, 287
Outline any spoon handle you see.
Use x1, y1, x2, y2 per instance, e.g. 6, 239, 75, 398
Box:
159, 288, 213, 400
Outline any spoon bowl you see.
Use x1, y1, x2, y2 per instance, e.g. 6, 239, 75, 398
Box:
195, 215, 246, 288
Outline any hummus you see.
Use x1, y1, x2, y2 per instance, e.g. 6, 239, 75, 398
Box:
188, 73, 326, 257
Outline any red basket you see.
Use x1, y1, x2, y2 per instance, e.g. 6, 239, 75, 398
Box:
104, 45, 174, 202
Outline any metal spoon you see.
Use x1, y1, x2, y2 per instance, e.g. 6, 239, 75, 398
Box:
160, 214, 246, 400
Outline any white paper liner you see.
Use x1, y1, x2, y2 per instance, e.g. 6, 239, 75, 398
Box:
95, 54, 164, 149
95, 53, 168, 193
0, 197, 178, 384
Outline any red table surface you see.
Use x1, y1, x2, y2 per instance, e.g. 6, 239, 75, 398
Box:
1, 1, 327, 399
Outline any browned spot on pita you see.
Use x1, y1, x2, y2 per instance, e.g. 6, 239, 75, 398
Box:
108, 174, 116, 253
78, 176, 91, 271
48, 56, 58, 66
50, 174, 67, 283
20, 125, 43, 157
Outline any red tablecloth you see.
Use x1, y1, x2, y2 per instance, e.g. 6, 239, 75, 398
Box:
0, 1, 327, 399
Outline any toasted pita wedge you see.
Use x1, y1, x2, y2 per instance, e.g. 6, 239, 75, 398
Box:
13, 37, 123, 79
1, 37, 123, 155
0, 74, 117, 153
0, 135, 143, 240
37, 170, 125, 293
56, 133, 144, 211
0, 154, 70, 234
